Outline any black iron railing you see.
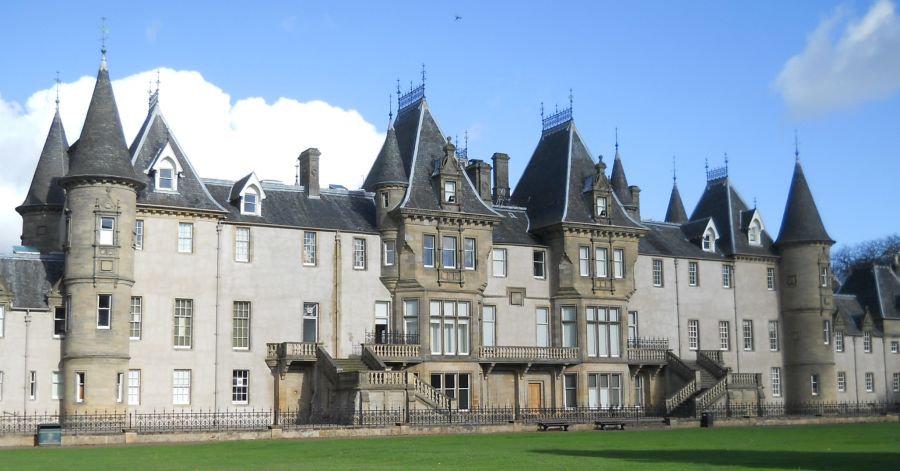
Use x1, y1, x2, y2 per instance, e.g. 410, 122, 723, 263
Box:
627, 338, 669, 350
365, 330, 420, 345
702, 401, 900, 418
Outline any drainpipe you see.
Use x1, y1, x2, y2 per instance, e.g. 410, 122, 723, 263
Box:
852, 336, 859, 402
214, 221, 223, 409
731, 264, 741, 373
23, 309, 31, 415
674, 259, 682, 358
333, 232, 341, 356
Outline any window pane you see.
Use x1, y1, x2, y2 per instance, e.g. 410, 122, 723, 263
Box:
303, 232, 317, 265
442, 236, 457, 268
423, 235, 435, 267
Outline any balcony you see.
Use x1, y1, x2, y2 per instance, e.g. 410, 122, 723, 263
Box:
364, 331, 423, 363
626, 338, 669, 365
478, 346, 580, 364
266, 342, 319, 364
728, 372, 763, 389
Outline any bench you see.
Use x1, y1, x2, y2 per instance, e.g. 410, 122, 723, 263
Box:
537, 421, 570, 431
594, 420, 626, 430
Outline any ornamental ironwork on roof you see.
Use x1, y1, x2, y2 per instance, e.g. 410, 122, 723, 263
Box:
541, 105, 572, 135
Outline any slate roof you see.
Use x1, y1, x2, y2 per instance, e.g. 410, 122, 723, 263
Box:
129, 105, 225, 213
610, 150, 633, 206
204, 180, 376, 233
362, 125, 406, 191
492, 207, 543, 246
664, 183, 688, 224
833, 294, 865, 335
639, 221, 725, 260
64, 59, 142, 187
0, 254, 64, 310
19, 110, 68, 208
838, 264, 900, 320
689, 176, 776, 257
392, 100, 497, 217
512, 123, 643, 231
776, 160, 833, 245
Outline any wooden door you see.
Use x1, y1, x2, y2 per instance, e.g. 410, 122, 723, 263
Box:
527, 382, 543, 409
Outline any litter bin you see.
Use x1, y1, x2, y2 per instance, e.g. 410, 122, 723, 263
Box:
37, 423, 62, 446
700, 412, 713, 428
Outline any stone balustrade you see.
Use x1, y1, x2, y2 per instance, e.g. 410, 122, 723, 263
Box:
265, 342, 318, 362
696, 377, 727, 411
365, 371, 408, 386
729, 372, 762, 388
626, 347, 668, 363
665, 379, 698, 413
368, 343, 421, 359
479, 346, 579, 362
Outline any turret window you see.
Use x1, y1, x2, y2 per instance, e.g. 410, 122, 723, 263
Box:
463, 238, 476, 270
613, 249, 625, 279
810, 374, 820, 396
595, 196, 607, 217
97, 294, 112, 329
383, 240, 396, 266
444, 181, 457, 203
99, 217, 115, 245
820, 267, 829, 287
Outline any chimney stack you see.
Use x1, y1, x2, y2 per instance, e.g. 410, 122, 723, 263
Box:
491, 153, 510, 204
298, 148, 321, 198
466, 160, 493, 203
628, 185, 641, 221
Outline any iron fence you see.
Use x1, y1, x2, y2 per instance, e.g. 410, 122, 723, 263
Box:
702, 401, 900, 419
133, 409, 273, 433
364, 330, 420, 345
519, 406, 666, 424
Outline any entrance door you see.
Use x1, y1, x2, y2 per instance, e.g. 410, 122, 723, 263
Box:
527, 382, 543, 409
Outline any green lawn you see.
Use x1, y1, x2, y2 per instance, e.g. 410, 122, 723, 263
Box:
3, 423, 898, 470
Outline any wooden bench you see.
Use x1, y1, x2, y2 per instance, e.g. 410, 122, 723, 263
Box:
594, 420, 626, 430
537, 421, 570, 431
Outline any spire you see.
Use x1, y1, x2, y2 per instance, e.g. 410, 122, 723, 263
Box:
794, 129, 800, 162
609, 132, 632, 205
18, 110, 69, 209
776, 159, 832, 246
665, 181, 688, 225
63, 51, 142, 188
54, 71, 61, 111
362, 125, 406, 191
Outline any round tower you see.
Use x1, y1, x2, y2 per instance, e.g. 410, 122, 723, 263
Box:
776, 159, 835, 403
58, 52, 144, 414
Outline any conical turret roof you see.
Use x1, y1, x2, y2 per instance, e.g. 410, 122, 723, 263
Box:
64, 56, 142, 187
363, 124, 407, 191
665, 183, 688, 224
19, 110, 68, 208
610, 149, 632, 205
776, 160, 832, 245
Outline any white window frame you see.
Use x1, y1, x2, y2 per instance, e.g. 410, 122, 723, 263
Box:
29, 371, 38, 400
722, 264, 733, 288
233, 301, 251, 350
134, 219, 144, 250
766, 267, 775, 290
891, 341, 899, 354
129, 296, 142, 340
771, 367, 782, 397
155, 156, 178, 192
97, 294, 112, 329
595, 196, 607, 217
353, 238, 367, 270
533, 250, 545, 279
865, 372, 874, 393
116, 372, 124, 403
742, 319, 754, 351
75, 371, 85, 403
810, 374, 820, 396
652, 259, 664, 287
232, 369, 249, 404
177, 222, 193, 254
53, 306, 66, 337
423, 235, 435, 268
403, 299, 419, 339
688, 261, 698, 287
431, 373, 471, 410
893, 373, 900, 392
51, 371, 62, 400
128, 370, 141, 405
835, 330, 845, 352
587, 373, 622, 409
837, 371, 846, 392
586, 307, 621, 358
578, 246, 590, 277
463, 238, 476, 270
241, 188, 260, 216
768, 320, 779, 351
864, 331, 872, 353
534, 306, 550, 347
429, 300, 470, 355
820, 266, 829, 288
612, 249, 624, 279
595, 247, 608, 278
444, 180, 457, 203
99, 216, 115, 246
564, 374, 577, 408
719, 321, 730, 351
688, 319, 699, 351
303, 231, 317, 266
383, 240, 396, 266
627, 311, 638, 346
562, 306, 577, 348
302, 303, 318, 343
173, 298, 193, 348
441, 236, 457, 269
235, 227, 251, 263
172, 370, 191, 405
822, 320, 831, 345
482, 305, 496, 347
492, 248, 507, 277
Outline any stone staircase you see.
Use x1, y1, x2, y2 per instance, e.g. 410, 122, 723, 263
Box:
332, 358, 369, 372
325, 356, 452, 411
664, 351, 729, 416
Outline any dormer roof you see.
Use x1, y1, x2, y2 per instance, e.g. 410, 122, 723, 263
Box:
690, 176, 775, 257
229, 172, 266, 203
19, 110, 68, 209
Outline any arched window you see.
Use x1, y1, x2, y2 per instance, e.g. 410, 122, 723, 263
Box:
157, 157, 177, 191
748, 220, 761, 245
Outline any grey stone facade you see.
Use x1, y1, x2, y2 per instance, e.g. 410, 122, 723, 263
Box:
1, 54, 898, 419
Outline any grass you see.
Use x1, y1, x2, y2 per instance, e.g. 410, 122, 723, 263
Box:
2, 422, 898, 470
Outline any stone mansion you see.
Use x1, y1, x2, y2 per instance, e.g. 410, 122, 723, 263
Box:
1, 53, 898, 419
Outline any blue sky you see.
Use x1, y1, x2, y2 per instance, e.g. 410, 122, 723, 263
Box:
0, 0, 898, 251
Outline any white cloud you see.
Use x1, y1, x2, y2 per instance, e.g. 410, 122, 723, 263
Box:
775, 0, 900, 117
0, 67, 385, 252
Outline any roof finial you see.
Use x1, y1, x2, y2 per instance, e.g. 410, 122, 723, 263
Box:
753, 196, 758, 208
99, 17, 109, 70
794, 129, 800, 162
388, 93, 393, 124
568, 88, 573, 111
705, 158, 709, 175
156, 68, 161, 93
672, 155, 677, 185
540, 102, 544, 121
421, 63, 426, 89
724, 152, 729, 173
396, 78, 401, 100
54, 71, 61, 110
615, 127, 619, 152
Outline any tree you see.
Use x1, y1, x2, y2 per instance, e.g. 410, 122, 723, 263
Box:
831, 233, 900, 281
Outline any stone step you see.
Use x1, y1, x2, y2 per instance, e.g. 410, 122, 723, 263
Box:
333, 358, 369, 371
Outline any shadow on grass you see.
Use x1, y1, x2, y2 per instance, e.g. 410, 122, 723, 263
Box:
530, 449, 899, 470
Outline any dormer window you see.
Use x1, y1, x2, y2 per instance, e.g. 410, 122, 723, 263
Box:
701, 220, 720, 253
242, 189, 258, 215
595, 196, 608, 217
147, 142, 184, 193
158, 160, 175, 190
703, 233, 713, 251
444, 181, 457, 203
746, 212, 765, 247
